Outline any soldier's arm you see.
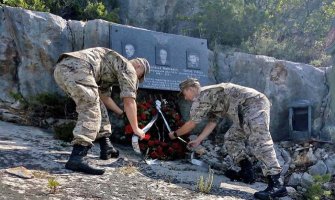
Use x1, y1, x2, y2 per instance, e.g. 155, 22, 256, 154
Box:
100, 94, 124, 115
169, 120, 196, 140
195, 121, 217, 142
188, 121, 217, 148
123, 97, 145, 139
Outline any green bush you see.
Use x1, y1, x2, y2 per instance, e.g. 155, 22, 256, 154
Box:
53, 121, 75, 142
83, 1, 119, 22
1, 0, 49, 12
305, 174, 332, 200
183, 0, 335, 67
1, 0, 119, 22
28, 93, 76, 119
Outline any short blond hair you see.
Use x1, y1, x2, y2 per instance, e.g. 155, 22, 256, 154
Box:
179, 78, 200, 91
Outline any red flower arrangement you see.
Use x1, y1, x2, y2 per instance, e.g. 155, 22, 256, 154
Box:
124, 99, 189, 160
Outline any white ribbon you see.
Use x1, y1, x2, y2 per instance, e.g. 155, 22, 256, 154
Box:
132, 114, 159, 154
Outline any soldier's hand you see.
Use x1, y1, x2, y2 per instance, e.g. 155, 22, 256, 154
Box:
168, 131, 175, 140
188, 139, 201, 148
134, 128, 145, 140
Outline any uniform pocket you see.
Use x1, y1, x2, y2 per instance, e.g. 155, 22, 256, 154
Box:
75, 75, 98, 88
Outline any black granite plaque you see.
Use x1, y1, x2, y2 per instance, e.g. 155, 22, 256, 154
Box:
110, 24, 212, 91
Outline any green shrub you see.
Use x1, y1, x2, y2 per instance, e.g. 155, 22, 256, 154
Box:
28, 93, 76, 119
53, 121, 75, 142
305, 174, 332, 200
83, 1, 119, 22
197, 167, 214, 194
9, 91, 27, 105
182, 0, 335, 67
2, 0, 49, 12
47, 177, 60, 194
1, 0, 119, 22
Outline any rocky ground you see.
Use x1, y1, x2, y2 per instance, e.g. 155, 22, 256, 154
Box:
0, 120, 285, 200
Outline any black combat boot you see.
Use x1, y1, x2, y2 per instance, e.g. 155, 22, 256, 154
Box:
225, 169, 242, 182
98, 136, 119, 160
254, 173, 288, 200
65, 144, 105, 175
239, 159, 255, 184
224, 159, 255, 183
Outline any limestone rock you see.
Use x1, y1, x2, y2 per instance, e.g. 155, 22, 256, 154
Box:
325, 154, 335, 175
308, 160, 328, 176
288, 172, 302, 186
301, 172, 314, 188
215, 52, 328, 141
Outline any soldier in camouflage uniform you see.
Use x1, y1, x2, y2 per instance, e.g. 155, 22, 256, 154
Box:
169, 78, 287, 200
54, 47, 150, 175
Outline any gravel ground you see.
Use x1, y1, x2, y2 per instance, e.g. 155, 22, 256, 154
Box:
0, 121, 276, 200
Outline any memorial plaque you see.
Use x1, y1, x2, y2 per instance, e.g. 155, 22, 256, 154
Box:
110, 24, 212, 91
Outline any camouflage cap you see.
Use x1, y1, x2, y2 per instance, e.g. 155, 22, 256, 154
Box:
132, 58, 150, 83
179, 78, 200, 91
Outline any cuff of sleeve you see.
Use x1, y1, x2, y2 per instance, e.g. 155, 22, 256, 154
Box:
120, 91, 136, 99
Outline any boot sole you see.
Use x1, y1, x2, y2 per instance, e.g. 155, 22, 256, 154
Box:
100, 152, 119, 160
65, 162, 105, 175
254, 191, 288, 200
271, 190, 288, 198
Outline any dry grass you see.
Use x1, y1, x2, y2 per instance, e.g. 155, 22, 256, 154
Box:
196, 167, 214, 194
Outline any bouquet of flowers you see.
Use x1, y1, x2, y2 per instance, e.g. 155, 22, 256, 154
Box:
124, 99, 189, 160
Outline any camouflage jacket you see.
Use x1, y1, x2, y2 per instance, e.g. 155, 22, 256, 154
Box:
59, 47, 138, 99
190, 83, 266, 123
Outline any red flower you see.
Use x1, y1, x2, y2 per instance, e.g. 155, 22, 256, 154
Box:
127, 99, 189, 160
156, 146, 164, 154
154, 139, 160, 145
151, 109, 157, 115
160, 142, 168, 148
157, 151, 166, 159
150, 151, 158, 159
125, 124, 133, 134
172, 142, 182, 150
139, 143, 147, 151
140, 113, 147, 120
167, 147, 175, 154
148, 140, 155, 147
143, 134, 151, 141
145, 102, 152, 108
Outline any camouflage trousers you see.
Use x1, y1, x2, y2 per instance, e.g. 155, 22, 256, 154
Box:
224, 95, 282, 176
54, 57, 112, 146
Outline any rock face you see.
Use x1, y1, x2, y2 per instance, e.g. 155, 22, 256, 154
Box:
214, 52, 329, 140
0, 5, 334, 141
0, 6, 72, 101
117, 0, 201, 34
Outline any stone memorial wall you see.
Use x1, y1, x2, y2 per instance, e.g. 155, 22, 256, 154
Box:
110, 24, 213, 91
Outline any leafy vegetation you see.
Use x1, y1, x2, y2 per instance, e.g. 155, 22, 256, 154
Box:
53, 121, 76, 142
305, 174, 333, 200
28, 93, 76, 119
9, 91, 28, 107
186, 0, 335, 67
0, 0, 119, 22
1, 0, 334, 66
47, 177, 60, 194
196, 167, 214, 194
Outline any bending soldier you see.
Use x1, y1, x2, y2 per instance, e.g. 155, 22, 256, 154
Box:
169, 78, 287, 200
54, 47, 150, 175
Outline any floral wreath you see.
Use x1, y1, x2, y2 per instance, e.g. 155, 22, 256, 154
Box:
124, 99, 189, 160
